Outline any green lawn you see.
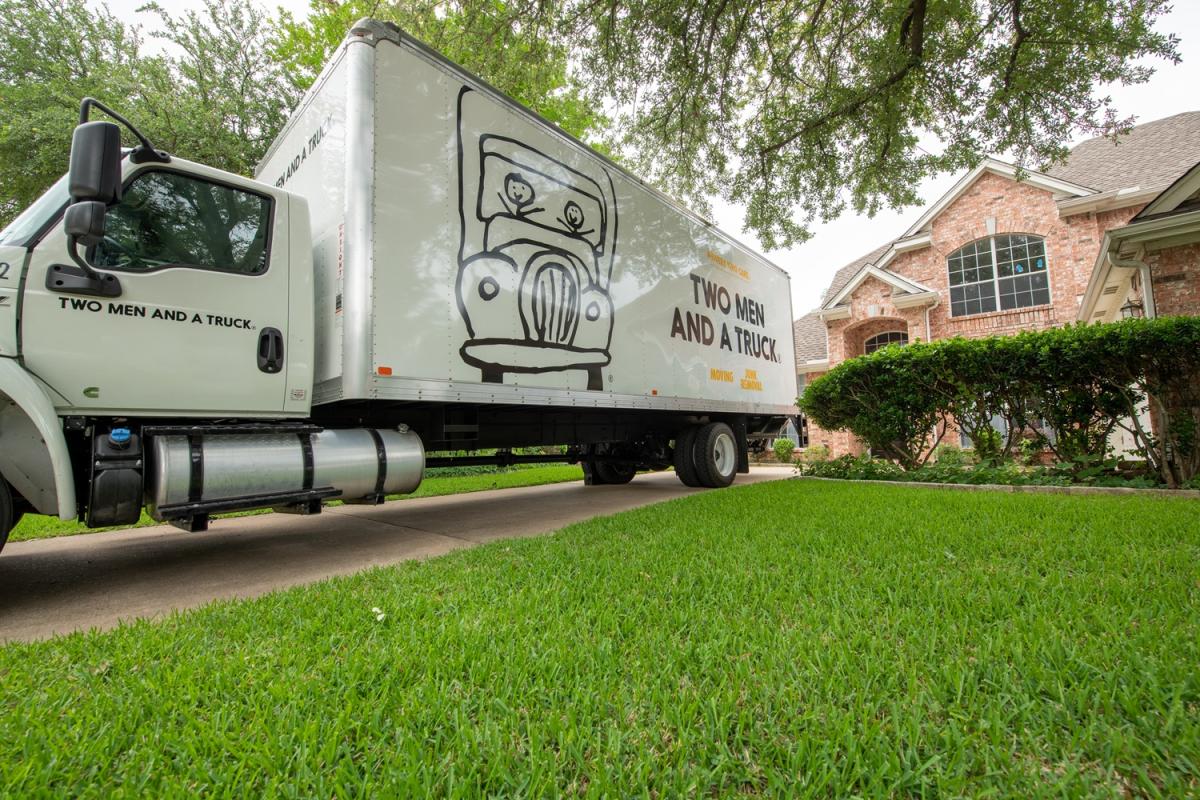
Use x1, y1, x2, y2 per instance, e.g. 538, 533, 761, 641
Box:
2, 480, 1198, 796
8, 464, 584, 542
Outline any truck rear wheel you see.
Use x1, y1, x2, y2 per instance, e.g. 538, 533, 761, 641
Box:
0, 478, 15, 554
692, 422, 737, 488
583, 444, 638, 485
673, 428, 702, 487
593, 461, 637, 485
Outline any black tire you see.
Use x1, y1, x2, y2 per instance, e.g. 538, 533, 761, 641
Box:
673, 427, 702, 487
0, 478, 14, 555
692, 422, 738, 488
593, 461, 637, 484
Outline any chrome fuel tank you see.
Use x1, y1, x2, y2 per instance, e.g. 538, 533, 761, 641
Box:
147, 427, 423, 519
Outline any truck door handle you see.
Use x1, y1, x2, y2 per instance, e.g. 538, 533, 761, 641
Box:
257, 327, 284, 373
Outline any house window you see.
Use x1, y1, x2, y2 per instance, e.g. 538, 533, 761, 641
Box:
864, 330, 908, 354
948, 234, 1049, 317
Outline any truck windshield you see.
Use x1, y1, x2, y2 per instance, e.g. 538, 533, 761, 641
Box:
0, 175, 70, 248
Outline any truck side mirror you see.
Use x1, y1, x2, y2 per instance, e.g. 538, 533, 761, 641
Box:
68, 121, 123, 204
64, 201, 108, 246
48, 117, 125, 298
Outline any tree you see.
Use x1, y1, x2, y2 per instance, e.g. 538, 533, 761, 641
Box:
0, 0, 151, 226
273, 0, 605, 143
529, 0, 1178, 247
0, 0, 298, 229
139, 0, 300, 177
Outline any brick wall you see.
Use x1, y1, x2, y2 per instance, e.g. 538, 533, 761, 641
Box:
1149, 242, 1200, 317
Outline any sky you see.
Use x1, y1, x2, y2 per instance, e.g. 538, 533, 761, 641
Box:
93, 0, 1200, 314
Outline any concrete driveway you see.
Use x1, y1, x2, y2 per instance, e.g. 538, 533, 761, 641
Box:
0, 466, 793, 643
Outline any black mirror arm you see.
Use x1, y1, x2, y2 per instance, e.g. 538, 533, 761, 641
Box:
45, 238, 122, 298
79, 98, 170, 165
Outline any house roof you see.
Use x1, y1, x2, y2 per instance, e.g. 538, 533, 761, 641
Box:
901, 159, 1092, 238
793, 311, 828, 365
1045, 111, 1200, 193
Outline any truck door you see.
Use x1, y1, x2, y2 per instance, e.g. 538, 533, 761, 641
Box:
19, 163, 295, 417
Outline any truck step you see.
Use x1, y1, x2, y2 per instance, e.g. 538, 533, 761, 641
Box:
157, 487, 342, 532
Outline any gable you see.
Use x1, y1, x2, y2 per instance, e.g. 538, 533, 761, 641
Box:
821, 264, 936, 312
901, 159, 1091, 239
1135, 160, 1200, 220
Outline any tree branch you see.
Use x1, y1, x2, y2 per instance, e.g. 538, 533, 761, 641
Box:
1002, 0, 1029, 92
757, 0, 927, 157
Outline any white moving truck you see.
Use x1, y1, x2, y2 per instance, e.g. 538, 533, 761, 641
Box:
0, 20, 796, 550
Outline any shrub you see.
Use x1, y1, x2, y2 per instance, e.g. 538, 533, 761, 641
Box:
1017, 437, 1043, 466
801, 318, 1200, 487
966, 426, 1003, 463
801, 444, 831, 463
800, 458, 1167, 489
934, 444, 969, 466
773, 438, 796, 463
1094, 317, 1200, 488
801, 454, 904, 481
800, 342, 952, 470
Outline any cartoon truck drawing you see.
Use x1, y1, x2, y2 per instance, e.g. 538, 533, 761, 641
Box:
456, 87, 617, 390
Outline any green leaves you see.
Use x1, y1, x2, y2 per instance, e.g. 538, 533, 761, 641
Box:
0, 0, 145, 225
273, 0, 607, 143
0, 0, 299, 229
802, 338, 953, 469
801, 317, 1200, 486
1, 0, 1178, 243
139, 0, 300, 177
546, 0, 1178, 247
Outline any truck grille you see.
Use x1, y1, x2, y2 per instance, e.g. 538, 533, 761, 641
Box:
530, 262, 578, 344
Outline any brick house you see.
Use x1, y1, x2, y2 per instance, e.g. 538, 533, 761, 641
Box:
793, 111, 1200, 456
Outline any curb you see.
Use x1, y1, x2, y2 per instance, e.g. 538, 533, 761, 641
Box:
794, 475, 1200, 499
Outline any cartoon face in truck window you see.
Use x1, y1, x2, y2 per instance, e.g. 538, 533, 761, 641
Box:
502, 173, 539, 214
456, 86, 617, 391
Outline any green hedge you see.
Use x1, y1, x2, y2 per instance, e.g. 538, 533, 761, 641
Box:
799, 317, 1200, 487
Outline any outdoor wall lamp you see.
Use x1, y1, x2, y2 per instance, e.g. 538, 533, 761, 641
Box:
1120, 298, 1145, 319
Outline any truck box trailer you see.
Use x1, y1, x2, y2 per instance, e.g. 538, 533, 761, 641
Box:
0, 19, 796, 550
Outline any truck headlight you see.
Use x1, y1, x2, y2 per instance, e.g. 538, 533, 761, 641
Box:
458, 256, 518, 336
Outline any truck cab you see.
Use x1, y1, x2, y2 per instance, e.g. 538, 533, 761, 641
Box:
0, 112, 322, 544
4, 156, 314, 417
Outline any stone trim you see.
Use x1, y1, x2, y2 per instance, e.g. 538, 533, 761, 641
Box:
796, 476, 1200, 498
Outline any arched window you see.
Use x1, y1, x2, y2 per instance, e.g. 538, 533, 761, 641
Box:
864, 330, 908, 354
947, 234, 1049, 317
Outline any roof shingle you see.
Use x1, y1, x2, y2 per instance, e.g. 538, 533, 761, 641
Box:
793, 310, 828, 363
1045, 111, 1200, 192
